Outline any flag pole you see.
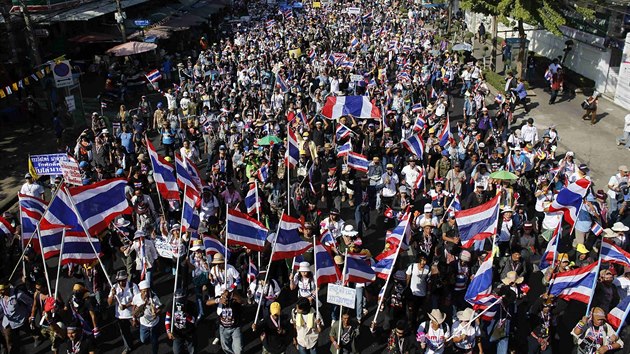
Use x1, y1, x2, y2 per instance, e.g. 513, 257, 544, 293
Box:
145, 135, 168, 217
287, 164, 291, 216
53, 228, 66, 300
371, 213, 410, 332
313, 235, 319, 320
171, 199, 185, 323
9, 180, 64, 282
337, 251, 349, 347
443, 296, 503, 344
254, 210, 283, 326
585, 252, 602, 314
224, 203, 229, 290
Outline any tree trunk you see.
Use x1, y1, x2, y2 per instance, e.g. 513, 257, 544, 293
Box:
19, 0, 42, 66
516, 19, 526, 79
491, 15, 498, 72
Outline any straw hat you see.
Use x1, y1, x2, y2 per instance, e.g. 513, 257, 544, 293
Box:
211, 253, 225, 265
457, 308, 475, 322
603, 228, 617, 238
428, 309, 446, 324
115, 270, 128, 281
501, 271, 524, 285
611, 222, 629, 233
114, 217, 130, 228
334, 255, 344, 265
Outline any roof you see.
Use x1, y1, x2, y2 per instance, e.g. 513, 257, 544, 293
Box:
32, 0, 148, 23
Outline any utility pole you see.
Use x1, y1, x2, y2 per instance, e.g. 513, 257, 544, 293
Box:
19, 0, 42, 66
491, 15, 498, 72
114, 0, 127, 43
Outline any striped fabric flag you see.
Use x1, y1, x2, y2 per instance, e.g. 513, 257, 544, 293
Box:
591, 222, 603, 236
548, 262, 598, 303
68, 179, 132, 236
601, 239, 630, 267
60, 233, 102, 266
146, 69, 162, 83
203, 234, 230, 259
147, 139, 179, 201
275, 74, 289, 93
245, 182, 261, 215
226, 209, 268, 251
346, 254, 376, 283
314, 239, 341, 285
607, 296, 630, 332
336, 124, 353, 140
270, 214, 312, 261
548, 178, 591, 226
337, 141, 352, 157
0, 216, 15, 240
248, 258, 259, 283
402, 133, 425, 158
181, 187, 200, 232
347, 152, 369, 173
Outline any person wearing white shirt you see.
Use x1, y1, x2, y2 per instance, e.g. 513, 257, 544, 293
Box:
179, 140, 200, 164
179, 92, 191, 116
418, 309, 451, 354
617, 113, 630, 149
406, 256, 430, 324
415, 204, 439, 229
108, 270, 139, 354
452, 308, 482, 353
381, 164, 399, 207
613, 272, 630, 299
130, 230, 158, 285
132, 280, 162, 354
208, 253, 241, 295
521, 118, 538, 145
608, 166, 628, 214
199, 187, 220, 224
165, 89, 177, 111
401, 157, 421, 189
20, 173, 45, 199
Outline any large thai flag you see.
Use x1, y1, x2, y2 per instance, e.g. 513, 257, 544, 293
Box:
68, 179, 132, 236
147, 140, 180, 201
438, 114, 453, 147
285, 128, 299, 168
314, 239, 341, 285
402, 133, 425, 158
337, 141, 352, 157
346, 254, 376, 283
548, 178, 590, 226
601, 239, 630, 267
245, 182, 261, 215
181, 187, 200, 232
270, 214, 312, 261
465, 252, 494, 303
549, 262, 598, 303
455, 194, 501, 248
60, 233, 102, 265
18, 193, 46, 250
276, 74, 289, 93
226, 209, 268, 251
373, 214, 410, 279
413, 116, 426, 132
40, 188, 85, 258
203, 234, 230, 259
175, 154, 203, 193
321, 96, 381, 120
335, 124, 353, 140
347, 152, 369, 173
539, 222, 562, 271
607, 295, 630, 331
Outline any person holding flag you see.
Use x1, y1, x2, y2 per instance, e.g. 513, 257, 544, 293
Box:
572, 307, 624, 354
248, 271, 281, 319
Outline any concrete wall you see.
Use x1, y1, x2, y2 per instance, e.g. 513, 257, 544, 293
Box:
465, 12, 612, 93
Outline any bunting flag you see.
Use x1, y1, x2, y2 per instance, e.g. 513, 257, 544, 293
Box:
0, 67, 51, 99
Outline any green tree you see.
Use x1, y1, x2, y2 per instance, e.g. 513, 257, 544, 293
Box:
460, 0, 597, 78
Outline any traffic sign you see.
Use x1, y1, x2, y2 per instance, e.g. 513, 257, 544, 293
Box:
134, 19, 150, 27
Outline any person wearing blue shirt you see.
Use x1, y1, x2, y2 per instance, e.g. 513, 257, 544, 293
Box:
511, 77, 530, 113
159, 122, 176, 158
119, 125, 135, 155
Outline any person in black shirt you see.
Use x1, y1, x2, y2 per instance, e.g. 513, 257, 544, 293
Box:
65, 319, 96, 354
165, 289, 197, 354
207, 289, 246, 354
252, 302, 292, 354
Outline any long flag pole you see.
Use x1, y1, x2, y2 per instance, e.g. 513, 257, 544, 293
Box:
52, 228, 67, 300
9, 180, 65, 282
254, 210, 283, 326
585, 251, 602, 314
36, 221, 52, 292
145, 135, 167, 217
337, 251, 349, 346
171, 188, 185, 322
313, 236, 319, 320
225, 203, 229, 289
371, 213, 410, 331
255, 180, 262, 270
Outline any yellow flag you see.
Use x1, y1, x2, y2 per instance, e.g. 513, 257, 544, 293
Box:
313, 1, 321, 8
28, 156, 40, 181
11, 83, 18, 91
24, 77, 30, 86
0, 89, 5, 99
45, 66, 51, 74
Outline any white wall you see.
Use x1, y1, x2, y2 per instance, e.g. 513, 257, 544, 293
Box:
465, 12, 611, 93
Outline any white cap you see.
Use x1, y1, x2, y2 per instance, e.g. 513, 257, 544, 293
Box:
424, 204, 433, 213
139, 280, 150, 290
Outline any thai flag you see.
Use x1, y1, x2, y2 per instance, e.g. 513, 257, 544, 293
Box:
320, 229, 337, 249
506, 153, 516, 172
147, 139, 180, 201
402, 133, 425, 158
226, 209, 268, 251
0, 216, 15, 241
473, 294, 502, 321
549, 262, 598, 303
414, 167, 425, 190
181, 187, 200, 232
293, 254, 305, 271
336, 124, 353, 140
539, 222, 562, 271
308, 49, 316, 62
397, 72, 411, 82
465, 252, 494, 304
60, 232, 102, 265
175, 154, 203, 193
68, 179, 132, 236
384, 207, 396, 219
601, 239, 630, 267
18, 193, 46, 251
39, 188, 86, 258
337, 141, 352, 157
266, 19, 275, 29
270, 214, 312, 261
368, 78, 377, 87
430, 87, 438, 100
275, 74, 289, 93
373, 27, 382, 37
327, 53, 336, 65
347, 152, 369, 173
591, 222, 604, 236
248, 258, 259, 283
285, 128, 299, 168
438, 114, 453, 147
245, 182, 261, 215
282, 9, 293, 20
350, 36, 360, 48
257, 164, 269, 183
203, 235, 230, 259
411, 103, 423, 113
146, 69, 162, 83
454, 194, 501, 248
314, 239, 341, 285
362, 11, 373, 21
296, 111, 308, 125
413, 116, 426, 132
139, 237, 147, 281
607, 296, 630, 331
332, 53, 347, 65
346, 254, 376, 283
446, 195, 461, 213
321, 96, 382, 120
101, 102, 107, 108
339, 60, 355, 70
373, 214, 410, 279
548, 178, 591, 226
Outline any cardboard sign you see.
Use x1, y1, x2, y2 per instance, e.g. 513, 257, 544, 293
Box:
327, 284, 356, 308
350, 74, 363, 82
288, 48, 302, 59
30, 154, 68, 175
65, 95, 75, 111
347, 7, 361, 15
313, 1, 321, 8
59, 159, 82, 186
155, 238, 183, 259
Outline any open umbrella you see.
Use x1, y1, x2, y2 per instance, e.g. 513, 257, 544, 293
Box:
106, 41, 157, 56
257, 135, 282, 146
452, 43, 473, 52
489, 170, 519, 180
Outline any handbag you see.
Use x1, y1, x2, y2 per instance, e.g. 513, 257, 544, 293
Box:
581, 99, 592, 110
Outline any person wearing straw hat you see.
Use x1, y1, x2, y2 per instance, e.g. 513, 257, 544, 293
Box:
107, 270, 138, 354
0, 279, 32, 354
572, 307, 624, 354
417, 308, 451, 354
209, 253, 241, 296
608, 222, 629, 248
248, 271, 281, 319
452, 307, 482, 354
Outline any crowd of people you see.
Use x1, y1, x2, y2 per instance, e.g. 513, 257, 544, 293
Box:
1, 0, 629, 353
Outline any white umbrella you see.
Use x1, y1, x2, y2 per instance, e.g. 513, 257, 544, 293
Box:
452, 43, 473, 52
106, 41, 158, 56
